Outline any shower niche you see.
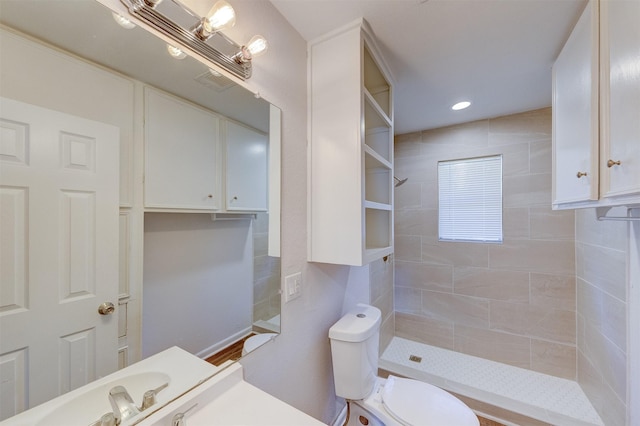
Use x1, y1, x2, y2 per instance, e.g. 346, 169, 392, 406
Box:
308, 18, 394, 266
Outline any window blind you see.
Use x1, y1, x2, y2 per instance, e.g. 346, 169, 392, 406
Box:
438, 155, 503, 243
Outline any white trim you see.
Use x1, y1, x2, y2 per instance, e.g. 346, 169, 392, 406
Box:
628, 207, 640, 425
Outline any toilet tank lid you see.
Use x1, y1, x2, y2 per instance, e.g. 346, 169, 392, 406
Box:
329, 304, 382, 342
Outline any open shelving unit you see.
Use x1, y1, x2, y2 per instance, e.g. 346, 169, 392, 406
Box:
308, 19, 394, 266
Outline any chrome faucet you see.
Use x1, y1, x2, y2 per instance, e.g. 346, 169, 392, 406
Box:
109, 386, 140, 424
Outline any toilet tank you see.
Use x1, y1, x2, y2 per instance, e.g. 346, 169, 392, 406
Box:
329, 304, 381, 400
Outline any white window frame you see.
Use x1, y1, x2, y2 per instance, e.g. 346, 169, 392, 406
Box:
438, 155, 503, 243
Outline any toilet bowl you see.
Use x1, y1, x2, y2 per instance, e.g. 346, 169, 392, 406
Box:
241, 333, 276, 356
329, 304, 478, 426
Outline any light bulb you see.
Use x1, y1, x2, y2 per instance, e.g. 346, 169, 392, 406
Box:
246, 35, 268, 58
167, 44, 187, 59
204, 1, 236, 33
112, 12, 136, 29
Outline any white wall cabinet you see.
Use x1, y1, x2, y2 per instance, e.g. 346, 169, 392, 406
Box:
224, 120, 268, 212
552, 0, 640, 209
308, 19, 394, 266
144, 87, 220, 211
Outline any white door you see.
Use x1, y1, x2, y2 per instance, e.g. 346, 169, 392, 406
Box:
0, 97, 120, 419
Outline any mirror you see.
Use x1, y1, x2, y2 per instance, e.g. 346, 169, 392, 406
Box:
0, 0, 280, 422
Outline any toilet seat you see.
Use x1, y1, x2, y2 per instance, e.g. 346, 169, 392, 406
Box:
380, 376, 478, 426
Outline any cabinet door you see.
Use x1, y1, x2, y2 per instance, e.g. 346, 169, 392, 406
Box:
599, 0, 640, 198
145, 88, 219, 210
552, 0, 599, 207
225, 121, 268, 211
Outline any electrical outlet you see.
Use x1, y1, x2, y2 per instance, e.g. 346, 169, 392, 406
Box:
284, 272, 302, 302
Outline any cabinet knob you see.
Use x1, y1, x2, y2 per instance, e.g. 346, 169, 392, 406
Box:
607, 159, 621, 168
207, 194, 213, 198
576, 171, 588, 178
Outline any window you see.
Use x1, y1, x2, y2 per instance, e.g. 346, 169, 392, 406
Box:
438, 155, 503, 243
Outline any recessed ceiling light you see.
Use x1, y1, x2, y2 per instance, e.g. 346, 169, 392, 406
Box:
452, 101, 471, 111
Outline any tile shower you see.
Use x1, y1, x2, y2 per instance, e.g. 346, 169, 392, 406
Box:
393, 108, 577, 378
390, 107, 630, 426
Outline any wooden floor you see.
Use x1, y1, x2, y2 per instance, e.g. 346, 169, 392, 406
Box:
205, 334, 254, 366
478, 416, 505, 426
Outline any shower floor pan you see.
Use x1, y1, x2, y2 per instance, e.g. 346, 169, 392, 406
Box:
379, 337, 603, 426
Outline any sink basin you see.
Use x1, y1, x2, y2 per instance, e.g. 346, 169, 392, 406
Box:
137, 363, 326, 426
37, 372, 170, 426
2, 347, 219, 426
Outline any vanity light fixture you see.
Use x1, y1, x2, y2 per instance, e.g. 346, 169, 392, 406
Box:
451, 101, 471, 111
193, 0, 236, 41
119, 0, 268, 80
233, 35, 268, 63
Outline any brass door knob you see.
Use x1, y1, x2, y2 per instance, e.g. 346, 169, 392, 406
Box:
607, 159, 621, 168
576, 171, 588, 178
98, 302, 115, 315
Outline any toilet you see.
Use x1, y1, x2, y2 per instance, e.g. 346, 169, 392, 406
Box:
329, 304, 479, 426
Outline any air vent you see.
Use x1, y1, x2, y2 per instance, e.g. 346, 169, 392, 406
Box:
194, 70, 235, 92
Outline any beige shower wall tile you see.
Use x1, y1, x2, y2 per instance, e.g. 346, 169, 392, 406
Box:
490, 240, 575, 275
577, 242, 626, 302
422, 237, 489, 267
370, 259, 393, 302
421, 119, 489, 156
531, 339, 576, 380
503, 172, 552, 207
395, 132, 422, 158
576, 208, 627, 250
395, 261, 453, 292
530, 139, 552, 174
530, 273, 576, 311
454, 324, 530, 369
379, 315, 395, 356
490, 300, 576, 344
500, 142, 530, 177
395, 154, 436, 183
454, 267, 529, 302
503, 207, 530, 239
422, 290, 490, 328
373, 287, 394, 325
394, 286, 422, 313
488, 108, 552, 145
394, 235, 422, 262
530, 207, 575, 240
395, 312, 454, 350
395, 182, 422, 210
581, 274, 626, 355
583, 319, 627, 402
395, 208, 437, 237
420, 180, 438, 209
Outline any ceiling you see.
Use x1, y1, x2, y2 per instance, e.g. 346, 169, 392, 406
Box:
270, 0, 587, 134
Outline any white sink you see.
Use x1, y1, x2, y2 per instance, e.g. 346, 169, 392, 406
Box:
137, 362, 326, 426
2, 347, 219, 426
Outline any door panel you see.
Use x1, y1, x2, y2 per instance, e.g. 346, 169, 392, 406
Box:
0, 97, 119, 418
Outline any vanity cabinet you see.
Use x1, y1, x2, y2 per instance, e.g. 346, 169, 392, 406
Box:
552, 0, 640, 209
144, 87, 220, 211
223, 120, 268, 212
308, 19, 394, 266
